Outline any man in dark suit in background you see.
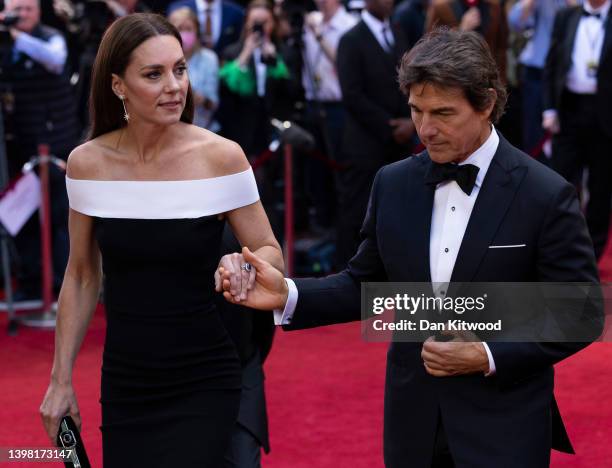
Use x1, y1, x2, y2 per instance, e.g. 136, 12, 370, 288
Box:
223, 30, 602, 467
167, 0, 244, 54
336, 0, 414, 266
393, 0, 428, 50
543, 0, 612, 260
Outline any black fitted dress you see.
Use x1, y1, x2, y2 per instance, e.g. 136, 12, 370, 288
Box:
66, 168, 260, 467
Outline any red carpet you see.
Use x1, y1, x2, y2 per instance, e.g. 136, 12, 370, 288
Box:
1, 239, 611, 467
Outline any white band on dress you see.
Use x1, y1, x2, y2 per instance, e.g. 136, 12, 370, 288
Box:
66, 168, 260, 219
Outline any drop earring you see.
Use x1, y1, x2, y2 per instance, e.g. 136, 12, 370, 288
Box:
119, 95, 130, 122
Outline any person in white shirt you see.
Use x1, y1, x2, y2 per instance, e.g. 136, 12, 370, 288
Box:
219, 29, 601, 467
543, 0, 612, 260
1, 0, 79, 301
301, 0, 357, 234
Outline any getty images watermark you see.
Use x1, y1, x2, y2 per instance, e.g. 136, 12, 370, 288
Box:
360, 283, 611, 342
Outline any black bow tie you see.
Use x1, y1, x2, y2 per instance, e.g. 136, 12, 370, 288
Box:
583, 9, 601, 19
425, 162, 480, 195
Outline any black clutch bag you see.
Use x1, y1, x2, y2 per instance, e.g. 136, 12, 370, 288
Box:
56, 416, 91, 468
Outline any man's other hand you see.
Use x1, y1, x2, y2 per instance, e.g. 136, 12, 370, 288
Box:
421, 334, 489, 377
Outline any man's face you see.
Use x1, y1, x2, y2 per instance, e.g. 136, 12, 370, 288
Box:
9, 0, 40, 33
365, 0, 394, 20
587, 0, 607, 8
315, 0, 341, 14
408, 83, 494, 164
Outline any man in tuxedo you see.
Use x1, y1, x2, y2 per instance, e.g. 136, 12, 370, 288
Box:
167, 0, 243, 54
221, 30, 602, 467
543, 0, 612, 260
335, 0, 414, 266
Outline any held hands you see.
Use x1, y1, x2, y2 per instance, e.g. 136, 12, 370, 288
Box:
40, 381, 81, 445
421, 331, 489, 377
218, 247, 288, 310
214, 250, 257, 302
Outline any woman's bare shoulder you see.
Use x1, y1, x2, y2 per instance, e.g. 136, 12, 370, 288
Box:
186, 125, 250, 178
66, 131, 124, 180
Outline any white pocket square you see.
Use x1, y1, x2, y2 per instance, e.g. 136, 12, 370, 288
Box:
488, 244, 526, 249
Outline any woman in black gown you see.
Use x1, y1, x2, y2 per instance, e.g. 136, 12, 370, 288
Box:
39, 13, 283, 467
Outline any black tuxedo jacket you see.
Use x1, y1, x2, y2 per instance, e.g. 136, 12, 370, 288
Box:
337, 20, 412, 164
286, 134, 601, 467
544, 6, 612, 137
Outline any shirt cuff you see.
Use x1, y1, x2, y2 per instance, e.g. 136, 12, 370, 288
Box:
482, 342, 496, 377
273, 278, 298, 325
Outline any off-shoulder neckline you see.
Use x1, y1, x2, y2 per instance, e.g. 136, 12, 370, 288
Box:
65, 167, 252, 183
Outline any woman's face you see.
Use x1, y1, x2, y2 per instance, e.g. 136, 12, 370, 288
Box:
246, 7, 274, 39
112, 35, 189, 127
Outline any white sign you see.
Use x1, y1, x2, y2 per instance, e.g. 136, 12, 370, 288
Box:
0, 172, 41, 236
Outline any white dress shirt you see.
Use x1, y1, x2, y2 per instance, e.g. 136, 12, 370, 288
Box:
252, 48, 267, 97
196, 0, 222, 46
361, 9, 395, 53
276, 128, 501, 376
566, 0, 611, 94
302, 7, 357, 101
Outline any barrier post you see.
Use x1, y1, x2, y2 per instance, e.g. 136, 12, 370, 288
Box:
284, 143, 294, 277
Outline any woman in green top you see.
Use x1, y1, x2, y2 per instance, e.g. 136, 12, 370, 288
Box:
218, 0, 299, 156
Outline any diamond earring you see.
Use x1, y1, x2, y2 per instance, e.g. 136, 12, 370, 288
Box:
119, 95, 130, 122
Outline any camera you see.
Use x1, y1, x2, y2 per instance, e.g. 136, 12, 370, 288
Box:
252, 21, 264, 35
0, 12, 20, 27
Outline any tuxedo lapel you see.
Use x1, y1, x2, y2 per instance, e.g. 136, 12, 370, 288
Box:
406, 155, 435, 282
359, 20, 397, 68
450, 137, 527, 282
601, 13, 612, 61
564, 8, 582, 65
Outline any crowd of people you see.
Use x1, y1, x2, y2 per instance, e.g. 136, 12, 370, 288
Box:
1, 0, 609, 298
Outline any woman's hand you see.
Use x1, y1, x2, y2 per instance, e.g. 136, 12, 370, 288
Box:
220, 247, 288, 310
261, 40, 276, 59
40, 381, 81, 445
214, 251, 257, 302
237, 32, 261, 67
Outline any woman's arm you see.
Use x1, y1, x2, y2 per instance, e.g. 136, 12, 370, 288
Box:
50, 209, 102, 387
211, 141, 283, 301
40, 153, 103, 443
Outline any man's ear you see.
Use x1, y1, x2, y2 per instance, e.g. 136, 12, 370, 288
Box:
484, 88, 497, 122
111, 73, 125, 98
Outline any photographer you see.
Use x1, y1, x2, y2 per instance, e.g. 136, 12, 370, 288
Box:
0, 0, 78, 300
218, 0, 298, 156
52, 0, 150, 127
301, 0, 355, 233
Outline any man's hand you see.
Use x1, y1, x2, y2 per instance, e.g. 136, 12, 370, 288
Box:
8, 25, 21, 40
305, 11, 323, 37
220, 247, 289, 310
53, 0, 75, 21
390, 118, 415, 145
460, 7, 481, 31
542, 112, 560, 134
421, 334, 489, 377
